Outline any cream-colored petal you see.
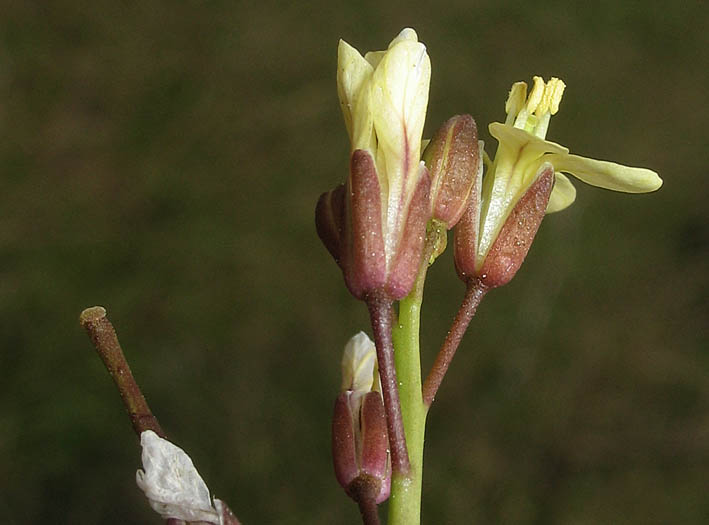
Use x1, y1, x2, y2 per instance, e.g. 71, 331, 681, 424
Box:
546, 153, 663, 193
337, 39, 374, 146
341, 332, 377, 394
370, 36, 430, 238
370, 38, 430, 167
489, 123, 569, 157
480, 127, 567, 242
477, 161, 552, 268
546, 172, 576, 213
388, 27, 419, 48
364, 50, 386, 69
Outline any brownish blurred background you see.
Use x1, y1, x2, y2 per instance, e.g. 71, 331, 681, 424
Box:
1, 1, 707, 523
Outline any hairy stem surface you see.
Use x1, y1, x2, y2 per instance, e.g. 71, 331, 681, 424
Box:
367, 294, 411, 476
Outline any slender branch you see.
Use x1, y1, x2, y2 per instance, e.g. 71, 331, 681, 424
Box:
80, 306, 243, 525
422, 278, 488, 407
357, 497, 380, 525
80, 306, 165, 438
366, 293, 410, 475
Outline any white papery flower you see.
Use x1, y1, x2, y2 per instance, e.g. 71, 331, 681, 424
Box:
136, 430, 222, 524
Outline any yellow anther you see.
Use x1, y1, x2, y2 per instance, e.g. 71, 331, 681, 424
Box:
534, 77, 566, 116
505, 81, 527, 118
546, 77, 566, 115
526, 76, 545, 115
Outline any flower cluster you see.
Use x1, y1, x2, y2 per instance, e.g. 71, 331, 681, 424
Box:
317, 28, 662, 523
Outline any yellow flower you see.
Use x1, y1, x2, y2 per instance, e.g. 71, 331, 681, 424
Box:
455, 77, 663, 288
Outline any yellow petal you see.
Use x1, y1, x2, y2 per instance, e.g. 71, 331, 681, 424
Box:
545, 153, 663, 193
546, 172, 576, 213
388, 27, 419, 47
337, 39, 374, 149
364, 50, 386, 69
489, 123, 569, 158
341, 332, 377, 393
370, 35, 431, 205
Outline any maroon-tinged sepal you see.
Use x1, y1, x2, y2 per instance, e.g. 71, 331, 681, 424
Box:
344, 149, 387, 300
478, 165, 554, 288
386, 167, 431, 299
332, 390, 391, 504
332, 392, 359, 490
453, 183, 482, 282
359, 391, 390, 493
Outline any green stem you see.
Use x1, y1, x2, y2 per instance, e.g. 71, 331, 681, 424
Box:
388, 288, 427, 525
387, 223, 443, 525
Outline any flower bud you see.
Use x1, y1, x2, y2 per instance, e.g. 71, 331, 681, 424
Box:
332, 332, 391, 503
423, 115, 482, 228
317, 28, 433, 301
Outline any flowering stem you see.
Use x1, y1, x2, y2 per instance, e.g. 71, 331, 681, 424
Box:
386, 225, 442, 525
80, 306, 165, 439
366, 294, 411, 476
422, 278, 487, 407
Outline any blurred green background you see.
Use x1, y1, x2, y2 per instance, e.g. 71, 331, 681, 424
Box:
2, 0, 707, 523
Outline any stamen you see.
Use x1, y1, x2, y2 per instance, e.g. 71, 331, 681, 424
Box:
547, 77, 566, 115
505, 82, 527, 124
526, 76, 545, 115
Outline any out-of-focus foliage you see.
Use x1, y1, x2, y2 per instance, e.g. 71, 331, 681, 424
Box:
1, 1, 707, 523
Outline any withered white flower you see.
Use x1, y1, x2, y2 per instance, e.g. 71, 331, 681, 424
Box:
136, 430, 222, 524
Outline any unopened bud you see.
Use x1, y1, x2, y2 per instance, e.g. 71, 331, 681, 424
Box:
332, 332, 391, 503
423, 115, 481, 228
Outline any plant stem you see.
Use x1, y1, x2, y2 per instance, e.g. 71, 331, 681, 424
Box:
386, 224, 442, 525
357, 498, 380, 525
366, 294, 410, 476
80, 306, 165, 438
422, 278, 487, 407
